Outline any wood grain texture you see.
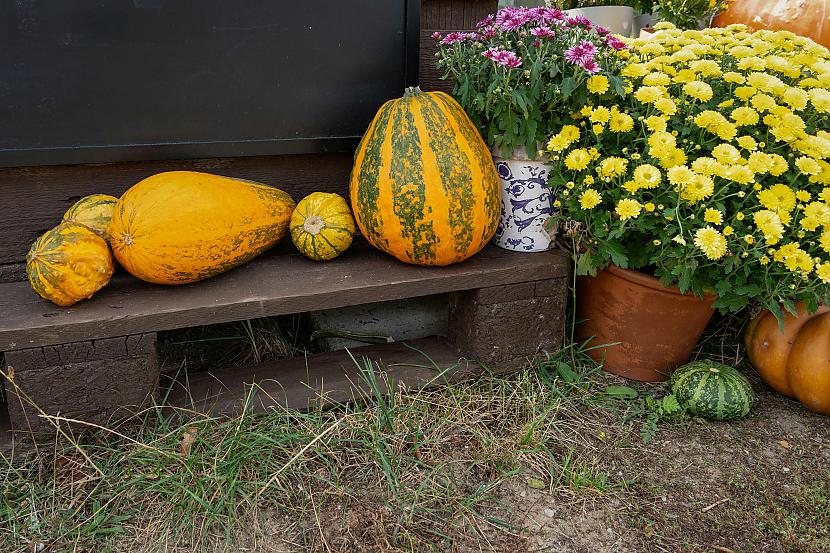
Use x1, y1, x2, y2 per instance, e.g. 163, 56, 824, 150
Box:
163, 336, 506, 416
0, 241, 568, 351
0, 153, 353, 266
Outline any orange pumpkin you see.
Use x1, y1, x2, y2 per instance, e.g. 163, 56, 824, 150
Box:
745, 303, 830, 415
713, 0, 830, 49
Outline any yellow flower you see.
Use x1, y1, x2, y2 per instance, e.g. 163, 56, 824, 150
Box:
768, 154, 789, 176
712, 143, 742, 165
560, 125, 581, 142
723, 226, 734, 236
731, 106, 760, 127
684, 80, 713, 101
590, 106, 611, 124
648, 131, 676, 153
736, 212, 745, 221
809, 88, 830, 112
598, 157, 629, 179
795, 156, 822, 175
592, 124, 605, 135
634, 86, 663, 104
817, 263, 830, 283
704, 208, 723, 225
658, 148, 688, 169
681, 174, 715, 203
714, 122, 738, 141
609, 110, 634, 133
758, 184, 797, 214
801, 202, 830, 231
723, 71, 746, 84
753, 210, 784, 244
782, 87, 809, 110
643, 72, 671, 86
760, 255, 771, 265
587, 75, 610, 94
820, 229, 830, 253
644, 115, 668, 132
565, 181, 575, 189
564, 149, 591, 171
547, 134, 570, 152
583, 175, 595, 185
668, 165, 695, 186
615, 198, 642, 220
744, 235, 755, 244
633, 164, 662, 188
579, 189, 602, 209
654, 97, 678, 115
694, 226, 728, 260
644, 202, 656, 212
737, 136, 758, 151
796, 190, 812, 202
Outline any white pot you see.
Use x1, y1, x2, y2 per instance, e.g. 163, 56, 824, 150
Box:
565, 6, 635, 38
633, 13, 657, 36
492, 146, 556, 252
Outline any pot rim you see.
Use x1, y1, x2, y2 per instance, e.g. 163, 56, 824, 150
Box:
604, 264, 717, 299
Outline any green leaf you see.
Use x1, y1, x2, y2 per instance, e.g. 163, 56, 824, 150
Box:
526, 477, 546, 490
604, 385, 639, 399
575, 253, 597, 276
555, 361, 579, 384
560, 77, 577, 98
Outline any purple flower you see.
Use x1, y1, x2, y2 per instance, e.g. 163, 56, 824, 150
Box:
431, 31, 442, 41
495, 7, 531, 31
479, 26, 498, 40
565, 15, 592, 28
476, 14, 494, 28
582, 59, 600, 74
441, 31, 469, 45
604, 34, 628, 51
564, 40, 597, 66
532, 39, 542, 47
542, 8, 566, 22
530, 26, 555, 38
482, 48, 522, 68
594, 25, 610, 36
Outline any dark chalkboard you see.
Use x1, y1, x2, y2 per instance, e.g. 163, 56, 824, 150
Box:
0, 1, 419, 167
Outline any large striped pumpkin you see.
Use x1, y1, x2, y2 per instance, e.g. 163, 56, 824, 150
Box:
109, 171, 294, 285
350, 86, 499, 266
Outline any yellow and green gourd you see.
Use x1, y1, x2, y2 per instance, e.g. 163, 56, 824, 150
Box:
62, 194, 119, 242
27, 222, 115, 307
108, 171, 295, 285
350, 86, 499, 266
290, 192, 356, 260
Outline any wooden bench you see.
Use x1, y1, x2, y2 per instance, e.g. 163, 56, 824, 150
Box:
1, 237, 568, 438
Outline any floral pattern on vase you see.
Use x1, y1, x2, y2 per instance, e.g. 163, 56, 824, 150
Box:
492, 156, 557, 252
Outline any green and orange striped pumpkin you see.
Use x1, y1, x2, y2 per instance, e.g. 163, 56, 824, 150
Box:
27, 222, 115, 307
350, 86, 499, 266
669, 361, 755, 420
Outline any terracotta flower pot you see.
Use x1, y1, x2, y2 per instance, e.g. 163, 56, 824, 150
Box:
575, 265, 717, 382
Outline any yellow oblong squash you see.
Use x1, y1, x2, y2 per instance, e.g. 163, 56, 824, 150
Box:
27, 222, 115, 307
290, 192, 356, 261
108, 171, 295, 285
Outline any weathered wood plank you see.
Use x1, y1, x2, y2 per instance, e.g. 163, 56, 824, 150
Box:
0, 241, 568, 352
164, 336, 502, 416
0, 153, 353, 266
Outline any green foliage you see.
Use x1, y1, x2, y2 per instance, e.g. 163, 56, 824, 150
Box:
654, 0, 727, 29
639, 393, 683, 443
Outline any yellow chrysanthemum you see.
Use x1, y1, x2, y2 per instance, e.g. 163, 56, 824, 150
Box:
587, 75, 610, 95
579, 189, 602, 209
682, 174, 715, 203
684, 80, 713, 101
589, 106, 611, 124
609, 110, 634, 133
634, 86, 664, 104
704, 208, 723, 225
694, 226, 728, 260
731, 106, 760, 127
795, 156, 822, 175
597, 157, 629, 179
712, 144, 742, 165
564, 149, 591, 171
560, 125, 581, 142
633, 164, 662, 188
615, 198, 642, 220
753, 210, 785, 245
644, 115, 668, 132
816, 263, 830, 283
737, 136, 758, 151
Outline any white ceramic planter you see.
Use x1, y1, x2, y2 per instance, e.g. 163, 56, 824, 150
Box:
492, 146, 556, 252
565, 6, 635, 38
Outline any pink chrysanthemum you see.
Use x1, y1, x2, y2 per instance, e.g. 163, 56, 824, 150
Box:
479, 26, 498, 40
564, 40, 597, 66
565, 15, 592, 28
441, 31, 472, 45
530, 26, 555, 38
604, 35, 628, 51
431, 31, 442, 41
476, 14, 494, 28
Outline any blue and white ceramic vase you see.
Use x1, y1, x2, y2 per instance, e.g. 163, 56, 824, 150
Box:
492, 145, 556, 252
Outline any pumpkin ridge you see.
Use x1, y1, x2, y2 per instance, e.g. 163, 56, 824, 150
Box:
390, 98, 438, 264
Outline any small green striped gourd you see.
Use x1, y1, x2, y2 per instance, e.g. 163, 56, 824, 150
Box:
670, 361, 755, 420
350, 86, 499, 266
63, 194, 119, 242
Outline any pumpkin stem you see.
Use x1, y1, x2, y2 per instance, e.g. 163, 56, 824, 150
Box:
403, 86, 423, 97
303, 215, 326, 236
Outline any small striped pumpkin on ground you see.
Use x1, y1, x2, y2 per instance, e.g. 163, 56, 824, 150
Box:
62, 194, 119, 242
670, 361, 755, 420
350, 86, 499, 266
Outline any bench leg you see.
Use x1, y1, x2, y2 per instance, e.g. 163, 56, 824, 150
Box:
2, 333, 160, 433
448, 278, 568, 371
